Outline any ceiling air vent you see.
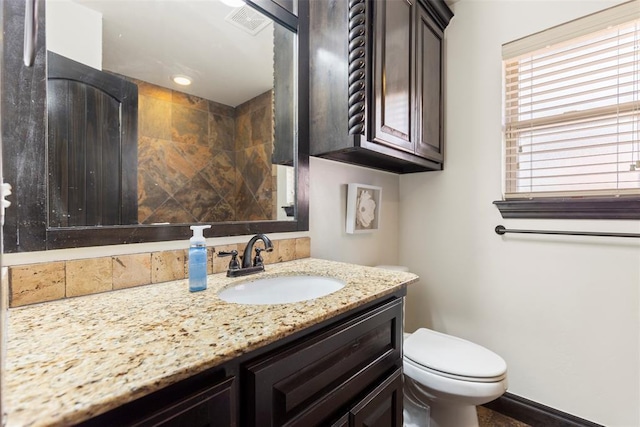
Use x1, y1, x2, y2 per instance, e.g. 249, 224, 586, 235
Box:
225, 5, 271, 36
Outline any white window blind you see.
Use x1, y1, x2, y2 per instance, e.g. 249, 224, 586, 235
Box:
502, 1, 640, 199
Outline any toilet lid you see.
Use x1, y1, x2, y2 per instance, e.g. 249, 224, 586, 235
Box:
404, 328, 507, 380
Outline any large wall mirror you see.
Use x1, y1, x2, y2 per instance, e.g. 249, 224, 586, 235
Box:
1, 0, 309, 252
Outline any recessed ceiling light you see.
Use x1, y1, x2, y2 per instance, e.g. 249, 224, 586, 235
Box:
220, 0, 245, 7
172, 75, 192, 86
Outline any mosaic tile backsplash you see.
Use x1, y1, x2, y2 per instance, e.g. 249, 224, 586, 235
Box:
132, 77, 277, 224
7, 237, 310, 308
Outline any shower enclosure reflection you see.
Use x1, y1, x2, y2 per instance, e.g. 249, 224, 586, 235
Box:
46, 0, 296, 228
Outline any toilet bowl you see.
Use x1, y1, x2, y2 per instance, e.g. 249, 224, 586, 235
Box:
373, 265, 508, 427
403, 328, 508, 427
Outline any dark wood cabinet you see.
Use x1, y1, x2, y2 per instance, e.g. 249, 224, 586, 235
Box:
415, 4, 445, 164
78, 293, 405, 427
309, 0, 453, 174
330, 368, 403, 427
349, 368, 403, 427
370, 0, 415, 153
332, 414, 350, 427
79, 372, 236, 427
243, 297, 403, 426
129, 377, 236, 427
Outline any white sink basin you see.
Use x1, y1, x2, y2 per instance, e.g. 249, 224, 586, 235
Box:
217, 275, 345, 305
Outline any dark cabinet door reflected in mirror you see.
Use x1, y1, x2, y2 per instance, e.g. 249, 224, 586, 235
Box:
1, 0, 309, 252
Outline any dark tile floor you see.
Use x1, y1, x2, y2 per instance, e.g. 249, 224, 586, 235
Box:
478, 406, 532, 427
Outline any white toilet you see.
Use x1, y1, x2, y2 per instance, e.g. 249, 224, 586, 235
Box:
403, 328, 508, 427
374, 265, 508, 427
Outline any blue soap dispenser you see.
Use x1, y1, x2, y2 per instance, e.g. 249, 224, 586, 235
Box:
189, 225, 211, 292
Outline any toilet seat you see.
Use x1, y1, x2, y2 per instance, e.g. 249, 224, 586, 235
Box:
405, 356, 505, 383
404, 328, 507, 383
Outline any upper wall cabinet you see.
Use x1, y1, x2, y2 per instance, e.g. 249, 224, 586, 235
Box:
309, 0, 453, 174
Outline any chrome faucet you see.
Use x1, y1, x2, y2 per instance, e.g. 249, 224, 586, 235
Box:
218, 234, 274, 277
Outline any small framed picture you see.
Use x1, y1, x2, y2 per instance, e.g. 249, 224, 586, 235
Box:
346, 183, 382, 234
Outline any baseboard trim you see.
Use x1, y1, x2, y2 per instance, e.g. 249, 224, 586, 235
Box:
482, 392, 603, 427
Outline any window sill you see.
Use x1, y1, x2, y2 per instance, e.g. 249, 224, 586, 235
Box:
493, 197, 640, 220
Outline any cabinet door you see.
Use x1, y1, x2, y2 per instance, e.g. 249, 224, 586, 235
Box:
370, 0, 415, 152
415, 5, 444, 163
350, 368, 403, 427
130, 377, 236, 427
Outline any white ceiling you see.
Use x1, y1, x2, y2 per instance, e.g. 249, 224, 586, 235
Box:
74, 0, 275, 107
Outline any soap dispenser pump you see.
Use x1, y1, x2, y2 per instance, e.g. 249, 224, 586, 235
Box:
189, 225, 212, 292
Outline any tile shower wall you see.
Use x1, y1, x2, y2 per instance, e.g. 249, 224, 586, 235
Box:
133, 77, 276, 224
235, 91, 278, 220
7, 237, 310, 308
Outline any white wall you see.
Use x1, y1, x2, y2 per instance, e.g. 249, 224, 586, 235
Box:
46, 0, 102, 70
309, 157, 400, 266
399, 1, 640, 426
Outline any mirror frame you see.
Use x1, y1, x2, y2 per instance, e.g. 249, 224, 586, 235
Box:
1, 0, 309, 252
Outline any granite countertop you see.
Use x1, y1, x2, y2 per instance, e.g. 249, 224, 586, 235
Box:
5, 258, 418, 427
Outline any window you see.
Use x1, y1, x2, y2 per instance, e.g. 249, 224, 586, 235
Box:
495, 1, 640, 219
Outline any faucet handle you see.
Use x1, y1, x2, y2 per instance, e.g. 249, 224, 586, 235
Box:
253, 247, 267, 267
253, 245, 274, 267
218, 250, 240, 270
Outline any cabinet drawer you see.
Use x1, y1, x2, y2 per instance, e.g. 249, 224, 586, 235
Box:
244, 298, 403, 426
349, 367, 403, 427
131, 376, 236, 427
330, 367, 403, 427
80, 375, 236, 427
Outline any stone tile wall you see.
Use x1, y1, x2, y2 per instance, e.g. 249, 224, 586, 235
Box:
7, 237, 310, 308
132, 76, 276, 224
234, 91, 277, 220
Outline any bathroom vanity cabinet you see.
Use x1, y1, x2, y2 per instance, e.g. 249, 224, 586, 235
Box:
309, 0, 453, 173
78, 294, 404, 426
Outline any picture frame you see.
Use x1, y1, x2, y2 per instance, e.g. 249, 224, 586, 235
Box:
346, 183, 382, 234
